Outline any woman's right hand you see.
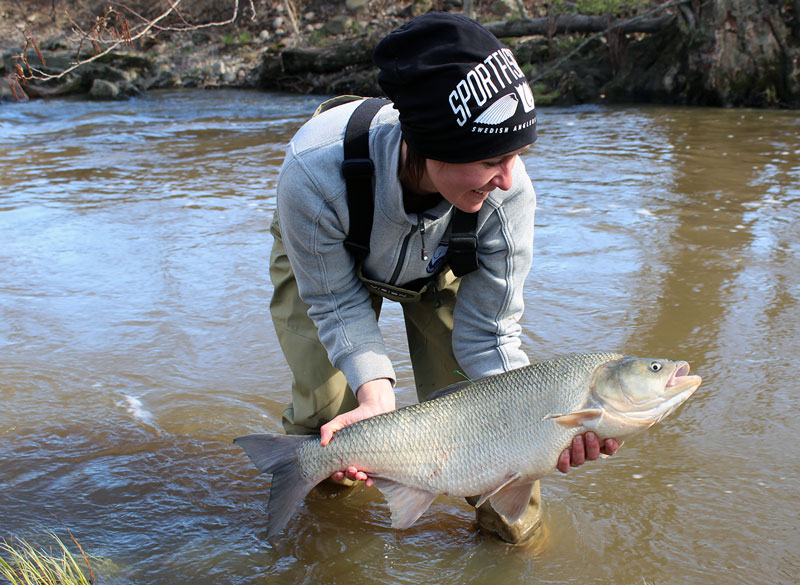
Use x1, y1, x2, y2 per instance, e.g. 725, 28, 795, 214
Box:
320, 378, 395, 488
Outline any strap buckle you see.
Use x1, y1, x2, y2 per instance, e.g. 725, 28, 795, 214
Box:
341, 158, 374, 179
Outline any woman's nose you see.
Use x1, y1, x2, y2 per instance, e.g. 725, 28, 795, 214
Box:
490, 157, 515, 190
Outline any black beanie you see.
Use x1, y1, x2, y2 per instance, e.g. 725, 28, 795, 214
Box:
373, 12, 537, 164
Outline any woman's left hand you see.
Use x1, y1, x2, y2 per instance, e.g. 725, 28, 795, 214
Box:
557, 432, 620, 473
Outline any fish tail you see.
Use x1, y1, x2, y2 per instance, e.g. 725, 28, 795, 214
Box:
234, 433, 318, 539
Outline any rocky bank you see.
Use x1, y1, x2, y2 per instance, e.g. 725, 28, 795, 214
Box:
1, 0, 798, 107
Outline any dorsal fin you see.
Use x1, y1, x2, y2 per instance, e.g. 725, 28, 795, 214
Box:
424, 379, 474, 402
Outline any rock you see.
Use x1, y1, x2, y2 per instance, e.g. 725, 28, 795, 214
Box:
412, 0, 433, 16
211, 60, 227, 76
258, 29, 271, 43
325, 16, 352, 36
89, 78, 121, 100
346, 0, 369, 11
491, 0, 515, 18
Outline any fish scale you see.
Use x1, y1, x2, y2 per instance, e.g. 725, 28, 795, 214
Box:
235, 351, 701, 538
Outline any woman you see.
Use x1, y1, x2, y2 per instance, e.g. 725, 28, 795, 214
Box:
269, 12, 618, 543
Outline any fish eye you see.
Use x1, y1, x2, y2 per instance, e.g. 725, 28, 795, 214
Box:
649, 361, 663, 372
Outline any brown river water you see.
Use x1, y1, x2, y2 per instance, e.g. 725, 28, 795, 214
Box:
1, 90, 798, 585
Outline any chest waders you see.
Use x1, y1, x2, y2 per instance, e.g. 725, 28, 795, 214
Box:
269, 97, 542, 543
272, 96, 472, 437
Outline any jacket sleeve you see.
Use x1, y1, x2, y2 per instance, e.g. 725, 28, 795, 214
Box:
451, 160, 535, 378
275, 147, 396, 393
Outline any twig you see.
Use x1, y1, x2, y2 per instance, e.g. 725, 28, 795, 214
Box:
10, 0, 257, 85
283, 0, 301, 44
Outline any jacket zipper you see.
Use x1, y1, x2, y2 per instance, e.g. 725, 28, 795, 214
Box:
388, 215, 426, 285
419, 216, 428, 261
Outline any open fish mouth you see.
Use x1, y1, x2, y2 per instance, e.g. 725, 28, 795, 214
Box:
665, 361, 702, 394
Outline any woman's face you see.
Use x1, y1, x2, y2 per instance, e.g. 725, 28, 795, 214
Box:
418, 146, 529, 213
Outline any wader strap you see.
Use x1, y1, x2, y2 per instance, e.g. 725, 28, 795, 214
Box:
341, 98, 391, 259
341, 96, 480, 278
449, 210, 479, 277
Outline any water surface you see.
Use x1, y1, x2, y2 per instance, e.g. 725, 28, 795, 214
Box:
1, 90, 798, 584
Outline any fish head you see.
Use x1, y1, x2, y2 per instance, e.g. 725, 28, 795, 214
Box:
591, 357, 702, 429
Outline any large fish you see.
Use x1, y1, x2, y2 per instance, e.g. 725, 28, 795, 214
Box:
235, 352, 701, 538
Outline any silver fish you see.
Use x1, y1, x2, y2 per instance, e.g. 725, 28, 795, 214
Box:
235, 352, 701, 538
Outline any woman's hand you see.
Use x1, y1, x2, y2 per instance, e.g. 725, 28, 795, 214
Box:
557, 432, 620, 474
320, 378, 395, 488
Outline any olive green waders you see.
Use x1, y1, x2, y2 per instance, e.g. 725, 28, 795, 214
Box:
268, 215, 541, 543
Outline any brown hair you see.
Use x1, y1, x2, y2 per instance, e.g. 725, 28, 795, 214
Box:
398, 142, 427, 191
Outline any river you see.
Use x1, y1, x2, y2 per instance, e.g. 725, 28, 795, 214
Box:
1, 90, 798, 585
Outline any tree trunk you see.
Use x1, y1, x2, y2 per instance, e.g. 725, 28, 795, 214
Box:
688, 0, 799, 106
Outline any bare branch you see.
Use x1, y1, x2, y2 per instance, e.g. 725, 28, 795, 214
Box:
9, 0, 257, 91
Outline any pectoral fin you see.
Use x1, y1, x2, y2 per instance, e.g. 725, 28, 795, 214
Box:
544, 408, 603, 428
372, 477, 438, 529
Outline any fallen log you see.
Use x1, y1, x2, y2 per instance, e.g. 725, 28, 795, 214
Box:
277, 13, 677, 76
484, 14, 676, 37
280, 37, 377, 74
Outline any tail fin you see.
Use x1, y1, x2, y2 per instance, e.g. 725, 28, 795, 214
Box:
234, 433, 319, 539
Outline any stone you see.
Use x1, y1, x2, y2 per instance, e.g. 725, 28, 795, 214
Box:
412, 0, 433, 16
491, 0, 515, 18
211, 60, 227, 76
325, 15, 352, 36
89, 78, 121, 100
346, 0, 369, 10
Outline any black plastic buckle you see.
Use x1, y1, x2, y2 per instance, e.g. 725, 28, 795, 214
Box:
449, 233, 478, 249
341, 158, 374, 179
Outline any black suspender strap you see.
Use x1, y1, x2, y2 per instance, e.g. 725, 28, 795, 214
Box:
448, 209, 479, 277
341, 98, 390, 259
340, 96, 479, 278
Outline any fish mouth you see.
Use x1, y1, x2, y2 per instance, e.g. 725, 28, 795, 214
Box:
665, 361, 702, 396
612, 361, 702, 425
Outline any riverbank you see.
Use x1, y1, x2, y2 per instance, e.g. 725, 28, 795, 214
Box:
2, 1, 799, 107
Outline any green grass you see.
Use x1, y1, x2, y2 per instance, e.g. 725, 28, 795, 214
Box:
0, 533, 93, 585
549, 0, 649, 15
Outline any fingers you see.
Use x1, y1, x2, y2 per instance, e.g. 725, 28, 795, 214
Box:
584, 432, 601, 460
570, 434, 586, 466
557, 448, 571, 473
319, 420, 340, 446
601, 438, 620, 456
320, 412, 354, 446
330, 466, 374, 487
559, 433, 620, 473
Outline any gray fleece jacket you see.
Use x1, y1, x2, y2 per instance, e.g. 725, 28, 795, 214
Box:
275, 100, 536, 393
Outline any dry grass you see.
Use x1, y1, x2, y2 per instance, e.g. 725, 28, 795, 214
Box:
0, 532, 94, 585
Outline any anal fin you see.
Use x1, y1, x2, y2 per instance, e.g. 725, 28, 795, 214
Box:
372, 477, 438, 529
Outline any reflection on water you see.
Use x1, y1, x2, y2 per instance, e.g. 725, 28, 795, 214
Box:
1, 91, 798, 585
